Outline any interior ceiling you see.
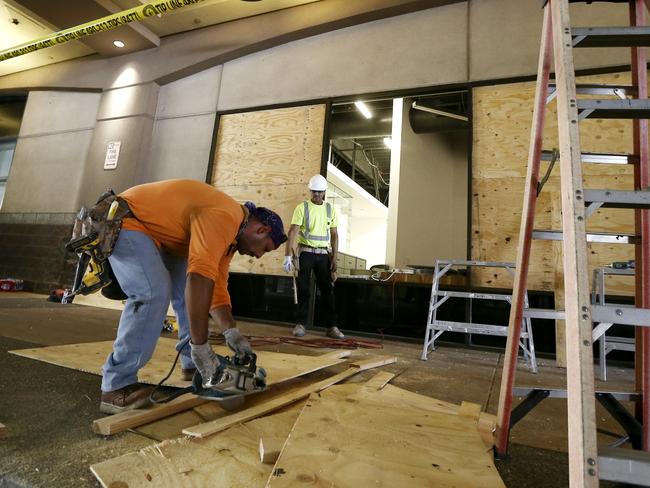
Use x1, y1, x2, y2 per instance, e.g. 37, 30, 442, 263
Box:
329, 91, 468, 204
0, 0, 320, 76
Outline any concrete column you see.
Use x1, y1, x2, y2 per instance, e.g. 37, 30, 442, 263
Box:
143, 66, 222, 183
387, 98, 468, 268
77, 81, 159, 205
2, 91, 101, 213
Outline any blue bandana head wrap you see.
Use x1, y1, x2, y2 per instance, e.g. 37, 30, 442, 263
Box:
244, 201, 287, 248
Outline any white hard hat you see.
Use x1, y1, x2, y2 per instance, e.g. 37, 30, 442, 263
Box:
308, 174, 327, 192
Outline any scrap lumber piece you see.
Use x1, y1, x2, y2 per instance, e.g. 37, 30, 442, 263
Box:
93, 394, 205, 435
91, 406, 303, 488
459, 401, 482, 421
362, 370, 395, 390
10, 338, 350, 388
94, 372, 319, 436
259, 437, 284, 464
267, 392, 505, 488
182, 356, 397, 439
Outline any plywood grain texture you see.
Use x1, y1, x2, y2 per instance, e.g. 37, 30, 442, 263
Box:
473, 72, 636, 294
266, 392, 504, 488
210, 105, 325, 276
91, 406, 303, 488
9, 338, 347, 388
90, 374, 497, 488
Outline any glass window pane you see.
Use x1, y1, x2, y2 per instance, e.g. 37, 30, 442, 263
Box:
0, 140, 16, 178
0, 182, 5, 209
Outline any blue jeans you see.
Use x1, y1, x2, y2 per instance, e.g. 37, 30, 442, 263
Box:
101, 229, 193, 392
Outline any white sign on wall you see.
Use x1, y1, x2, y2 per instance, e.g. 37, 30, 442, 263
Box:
104, 141, 121, 170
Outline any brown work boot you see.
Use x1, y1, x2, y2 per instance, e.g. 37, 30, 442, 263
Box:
181, 367, 196, 381
100, 384, 154, 415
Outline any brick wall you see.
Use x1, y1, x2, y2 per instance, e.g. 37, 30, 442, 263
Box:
0, 214, 77, 294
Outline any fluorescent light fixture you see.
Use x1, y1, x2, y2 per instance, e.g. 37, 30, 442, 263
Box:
354, 100, 372, 119
383, 137, 393, 149
113, 40, 125, 48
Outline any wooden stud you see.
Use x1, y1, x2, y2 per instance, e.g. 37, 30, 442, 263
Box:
495, 4, 554, 457
550, 0, 599, 485
182, 357, 396, 439
92, 394, 206, 436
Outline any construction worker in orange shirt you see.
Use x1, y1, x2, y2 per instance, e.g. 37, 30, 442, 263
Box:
98, 179, 286, 414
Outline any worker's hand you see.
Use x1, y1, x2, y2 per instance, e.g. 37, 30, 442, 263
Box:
283, 255, 294, 273
330, 254, 337, 272
190, 341, 219, 385
223, 327, 253, 358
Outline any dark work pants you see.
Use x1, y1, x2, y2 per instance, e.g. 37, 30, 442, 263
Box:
296, 251, 335, 328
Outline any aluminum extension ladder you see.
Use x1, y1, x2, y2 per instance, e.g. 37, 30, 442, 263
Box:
420, 259, 538, 373
494, 1, 650, 486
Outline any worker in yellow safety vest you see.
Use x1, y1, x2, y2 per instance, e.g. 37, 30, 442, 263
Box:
283, 175, 344, 339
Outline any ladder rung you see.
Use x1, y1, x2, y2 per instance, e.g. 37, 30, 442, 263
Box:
436, 290, 513, 301
549, 83, 636, 97
523, 308, 565, 320
541, 150, 638, 165
577, 99, 650, 119
428, 320, 526, 337
585, 189, 650, 209
599, 447, 650, 486
572, 26, 650, 48
512, 387, 639, 402
533, 230, 640, 244
592, 304, 650, 327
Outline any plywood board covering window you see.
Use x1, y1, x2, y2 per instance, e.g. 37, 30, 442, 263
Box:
472, 71, 637, 296
210, 104, 326, 275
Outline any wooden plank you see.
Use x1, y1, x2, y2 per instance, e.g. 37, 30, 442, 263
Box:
459, 401, 482, 421
93, 393, 206, 436
182, 357, 396, 439
362, 371, 395, 390
351, 355, 397, 370
266, 392, 504, 488
128, 377, 314, 439
91, 406, 303, 488
10, 338, 348, 388
550, 0, 599, 485
259, 436, 284, 464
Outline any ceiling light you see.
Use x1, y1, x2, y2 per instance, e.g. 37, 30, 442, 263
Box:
354, 101, 372, 119
383, 137, 393, 149
113, 40, 125, 48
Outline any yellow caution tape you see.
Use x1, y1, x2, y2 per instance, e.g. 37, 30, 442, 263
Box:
0, 0, 208, 62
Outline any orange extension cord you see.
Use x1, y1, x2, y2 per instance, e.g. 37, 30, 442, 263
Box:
208, 332, 383, 350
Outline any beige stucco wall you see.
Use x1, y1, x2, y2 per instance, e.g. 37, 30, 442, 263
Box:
0, 0, 639, 231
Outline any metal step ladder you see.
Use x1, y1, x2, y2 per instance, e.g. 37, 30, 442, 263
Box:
420, 260, 538, 373
494, 1, 650, 486
591, 266, 636, 381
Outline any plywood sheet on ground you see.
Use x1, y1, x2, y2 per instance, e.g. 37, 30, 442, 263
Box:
9, 338, 347, 388
91, 406, 303, 488
267, 391, 504, 488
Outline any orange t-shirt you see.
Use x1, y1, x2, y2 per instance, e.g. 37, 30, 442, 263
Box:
120, 179, 244, 309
